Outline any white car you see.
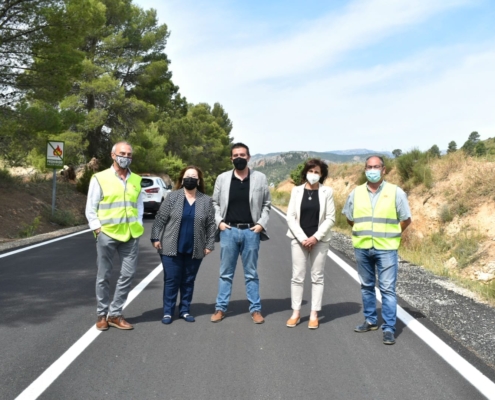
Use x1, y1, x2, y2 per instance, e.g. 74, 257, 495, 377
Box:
140, 175, 171, 214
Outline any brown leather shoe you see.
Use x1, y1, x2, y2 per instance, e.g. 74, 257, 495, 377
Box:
251, 311, 264, 324
286, 316, 300, 328
308, 318, 319, 329
107, 315, 134, 330
210, 310, 225, 323
96, 315, 108, 331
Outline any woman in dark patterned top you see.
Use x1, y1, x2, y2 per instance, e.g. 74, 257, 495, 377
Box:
285, 159, 335, 330
151, 166, 216, 324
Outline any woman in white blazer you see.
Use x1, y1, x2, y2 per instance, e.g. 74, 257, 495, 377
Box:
286, 159, 335, 329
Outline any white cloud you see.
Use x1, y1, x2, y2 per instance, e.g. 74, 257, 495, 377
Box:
135, 0, 493, 153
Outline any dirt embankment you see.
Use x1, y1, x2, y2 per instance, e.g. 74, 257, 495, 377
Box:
275, 152, 495, 290
0, 172, 88, 242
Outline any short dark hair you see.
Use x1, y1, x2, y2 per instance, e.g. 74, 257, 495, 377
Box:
175, 165, 206, 193
300, 158, 328, 184
231, 142, 250, 157
365, 155, 385, 167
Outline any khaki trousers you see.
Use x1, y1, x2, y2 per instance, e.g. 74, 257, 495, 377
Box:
290, 239, 329, 311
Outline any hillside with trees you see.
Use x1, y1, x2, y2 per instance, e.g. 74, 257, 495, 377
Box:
271, 134, 495, 304
0, 0, 233, 194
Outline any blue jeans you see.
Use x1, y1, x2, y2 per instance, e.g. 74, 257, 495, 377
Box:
161, 253, 202, 317
354, 248, 398, 333
215, 227, 261, 313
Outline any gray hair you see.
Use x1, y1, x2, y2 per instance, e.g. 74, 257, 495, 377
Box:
111, 141, 133, 154
365, 155, 384, 167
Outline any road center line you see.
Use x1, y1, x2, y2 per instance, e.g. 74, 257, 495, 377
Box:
273, 206, 495, 400
15, 263, 163, 400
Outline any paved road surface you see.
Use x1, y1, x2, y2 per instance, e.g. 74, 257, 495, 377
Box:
1, 211, 494, 400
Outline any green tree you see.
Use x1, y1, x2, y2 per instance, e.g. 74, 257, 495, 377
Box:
0, 0, 104, 105
447, 141, 457, 153
0, 101, 65, 167
60, 0, 184, 161
290, 162, 305, 184
158, 103, 233, 193
428, 144, 441, 158
475, 142, 487, 157
462, 131, 480, 155
392, 149, 402, 158
129, 122, 185, 177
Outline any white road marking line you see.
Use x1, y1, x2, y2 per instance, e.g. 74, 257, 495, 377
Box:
273, 206, 495, 400
0, 229, 92, 259
15, 264, 163, 400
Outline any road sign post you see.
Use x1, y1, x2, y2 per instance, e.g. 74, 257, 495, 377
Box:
46, 141, 64, 216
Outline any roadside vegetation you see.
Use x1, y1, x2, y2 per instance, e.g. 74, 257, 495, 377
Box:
271, 134, 495, 304
0, 167, 87, 238
0, 0, 233, 196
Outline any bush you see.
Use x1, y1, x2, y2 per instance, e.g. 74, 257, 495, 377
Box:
49, 208, 85, 227
0, 168, 19, 186
452, 232, 481, 268
270, 189, 291, 208
18, 216, 41, 238
395, 149, 433, 188
439, 205, 453, 223
333, 194, 351, 232
76, 167, 94, 195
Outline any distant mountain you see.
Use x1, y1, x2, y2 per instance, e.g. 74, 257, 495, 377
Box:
249, 149, 392, 184
327, 149, 392, 156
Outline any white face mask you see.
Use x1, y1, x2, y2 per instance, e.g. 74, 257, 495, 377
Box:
306, 173, 320, 185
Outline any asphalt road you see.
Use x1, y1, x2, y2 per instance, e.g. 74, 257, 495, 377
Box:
1, 211, 494, 400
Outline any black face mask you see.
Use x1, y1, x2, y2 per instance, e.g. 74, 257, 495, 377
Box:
233, 157, 248, 171
183, 177, 198, 190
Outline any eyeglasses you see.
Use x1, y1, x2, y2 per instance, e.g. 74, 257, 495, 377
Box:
365, 165, 382, 170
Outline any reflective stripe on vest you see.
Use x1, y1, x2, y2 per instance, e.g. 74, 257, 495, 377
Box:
352, 182, 401, 250
95, 169, 144, 241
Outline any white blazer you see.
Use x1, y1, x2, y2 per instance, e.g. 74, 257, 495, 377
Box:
286, 183, 335, 243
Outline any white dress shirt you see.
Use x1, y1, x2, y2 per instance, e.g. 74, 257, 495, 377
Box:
85, 165, 144, 230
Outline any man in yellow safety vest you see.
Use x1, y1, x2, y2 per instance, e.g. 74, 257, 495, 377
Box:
85, 141, 144, 331
342, 155, 411, 345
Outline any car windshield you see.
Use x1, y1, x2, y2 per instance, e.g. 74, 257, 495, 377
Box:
141, 178, 154, 188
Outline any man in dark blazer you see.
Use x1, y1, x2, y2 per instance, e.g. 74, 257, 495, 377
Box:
210, 143, 271, 324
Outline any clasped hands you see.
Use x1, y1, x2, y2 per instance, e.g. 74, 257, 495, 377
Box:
302, 236, 318, 250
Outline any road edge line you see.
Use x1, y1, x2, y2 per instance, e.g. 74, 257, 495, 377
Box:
272, 206, 495, 400
14, 263, 163, 400
0, 229, 92, 259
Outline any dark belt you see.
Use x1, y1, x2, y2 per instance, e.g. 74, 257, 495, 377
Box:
227, 222, 254, 229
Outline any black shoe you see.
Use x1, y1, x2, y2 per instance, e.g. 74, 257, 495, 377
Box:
354, 321, 378, 332
383, 331, 396, 345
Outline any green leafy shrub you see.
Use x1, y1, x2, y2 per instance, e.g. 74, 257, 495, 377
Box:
49, 208, 85, 227
18, 216, 41, 238
395, 149, 433, 188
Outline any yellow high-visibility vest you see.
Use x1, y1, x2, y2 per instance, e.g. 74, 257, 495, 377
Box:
352, 182, 402, 250
94, 168, 144, 241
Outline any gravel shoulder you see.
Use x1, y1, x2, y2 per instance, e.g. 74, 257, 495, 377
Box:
330, 230, 495, 371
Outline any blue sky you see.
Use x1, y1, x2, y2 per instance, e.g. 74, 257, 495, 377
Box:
135, 0, 495, 154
